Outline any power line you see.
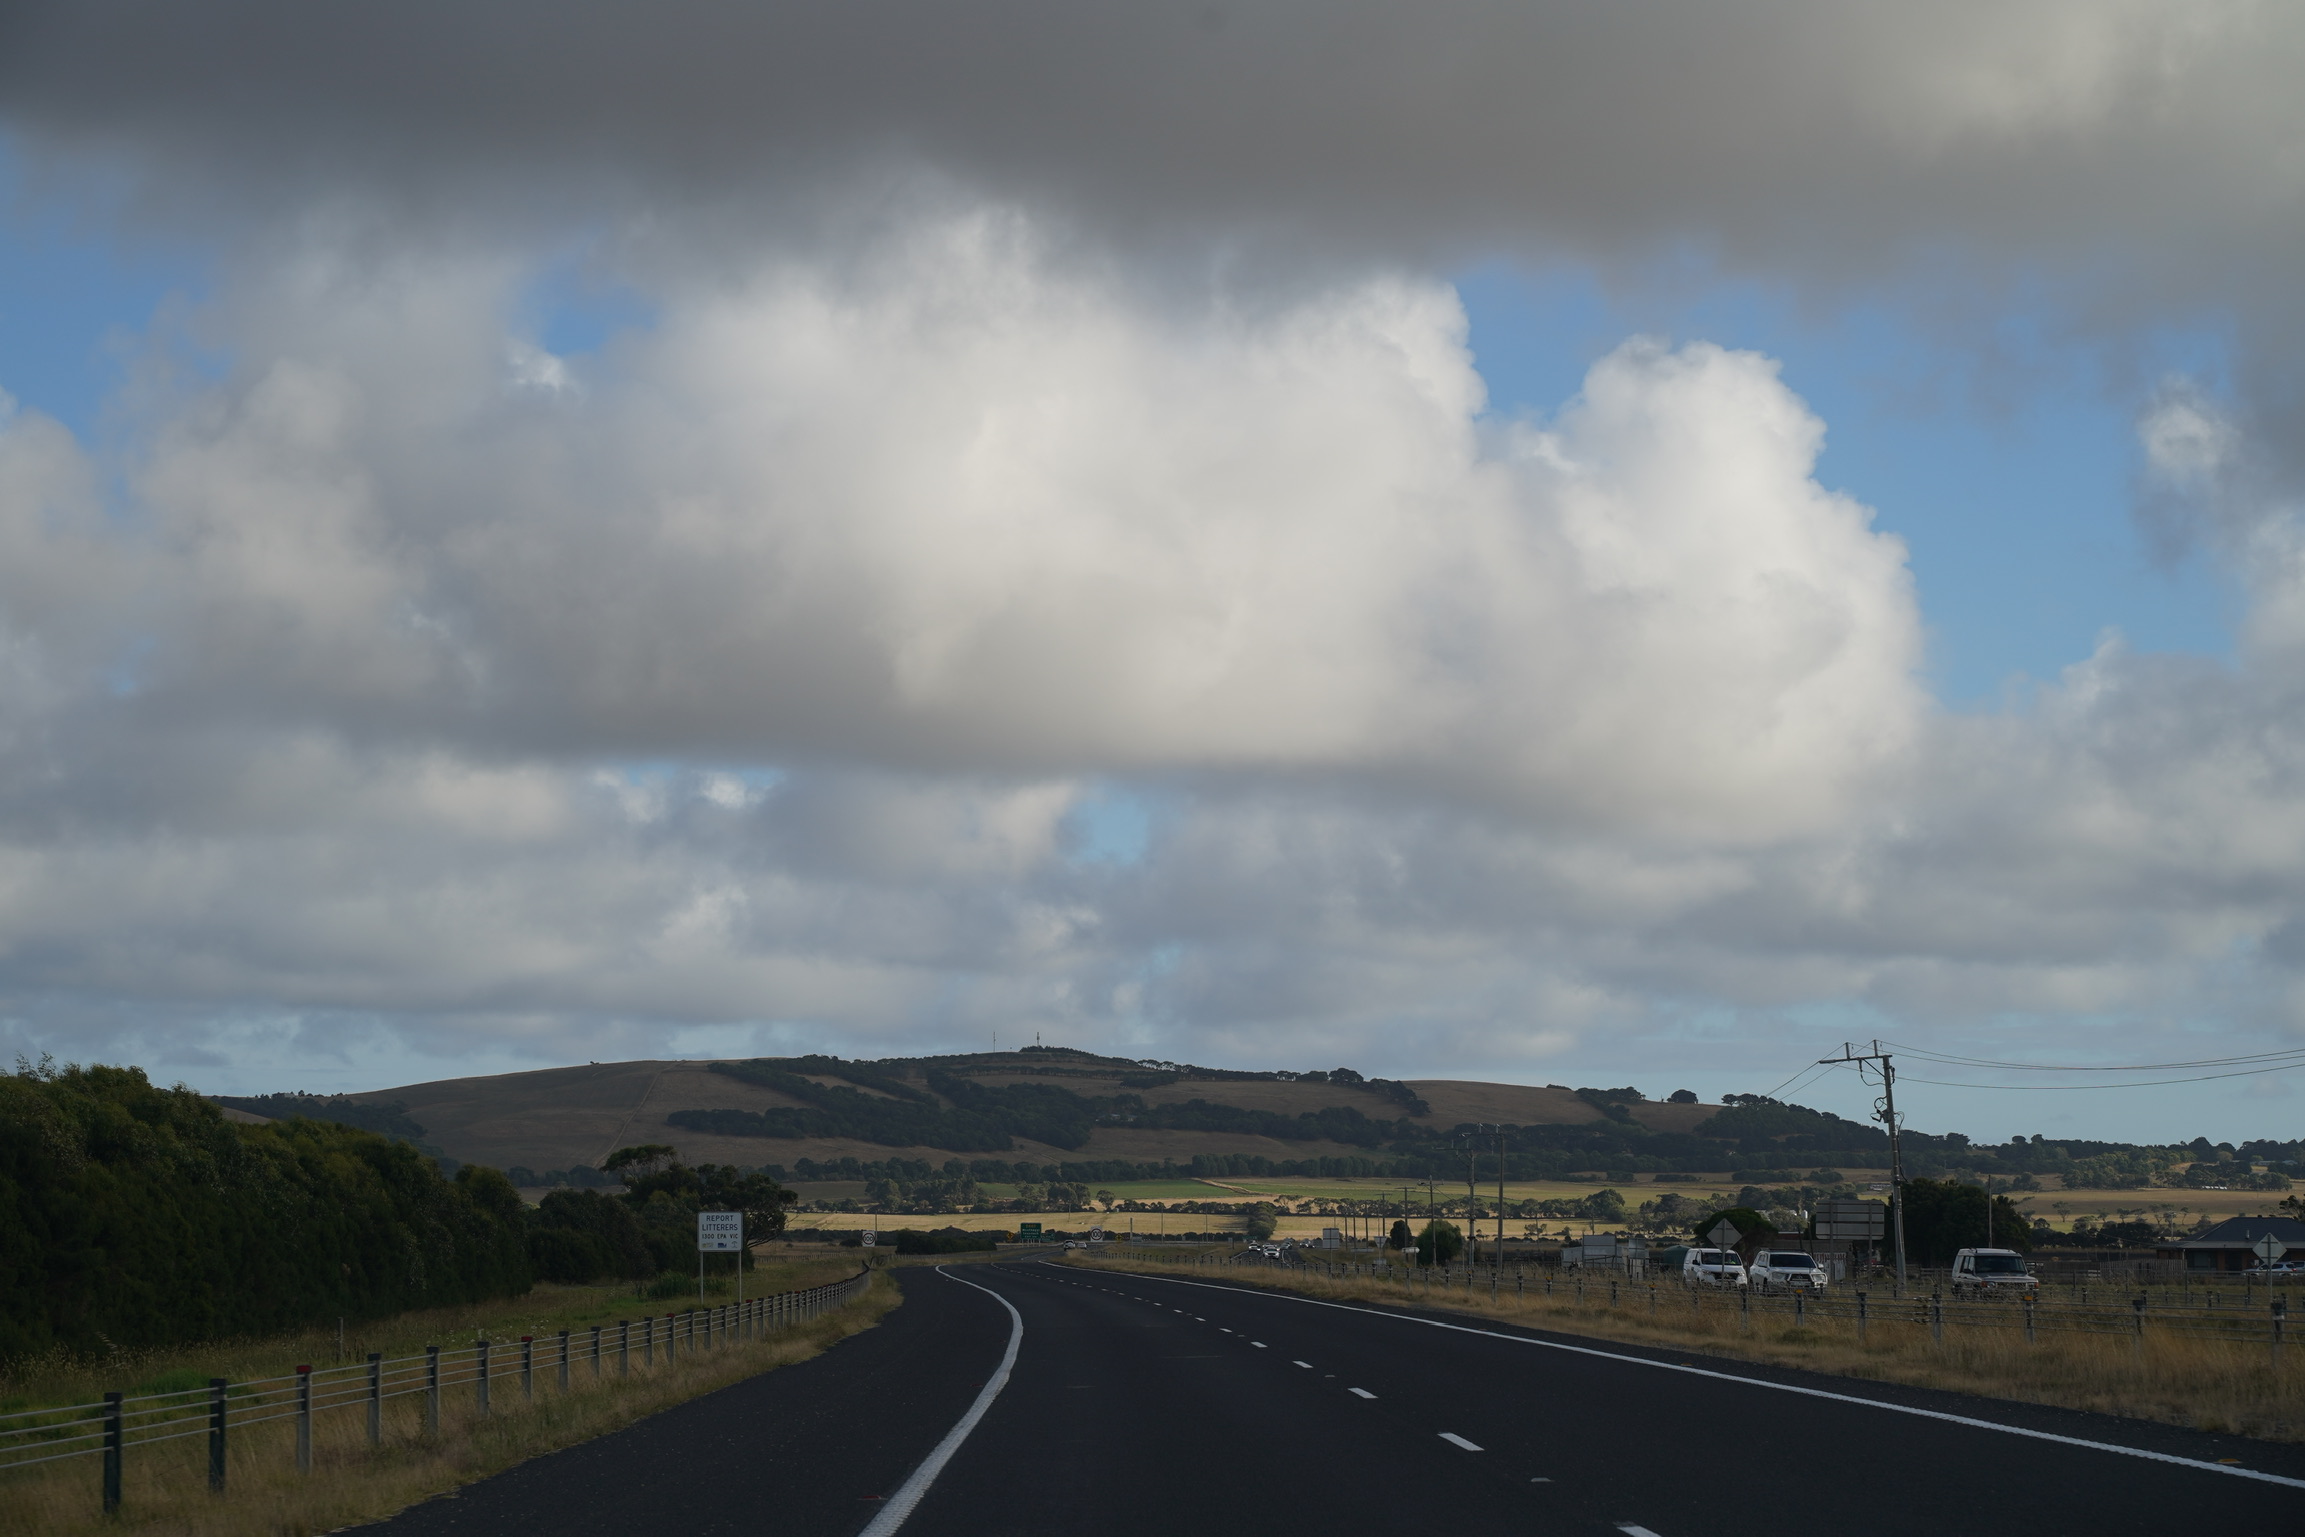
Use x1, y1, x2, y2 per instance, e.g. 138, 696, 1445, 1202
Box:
1893, 1057, 2305, 1090
1746, 1057, 1847, 1104
1879, 1038, 2305, 1074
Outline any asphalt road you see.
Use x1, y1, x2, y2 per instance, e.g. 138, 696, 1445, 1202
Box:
364, 1257, 2305, 1535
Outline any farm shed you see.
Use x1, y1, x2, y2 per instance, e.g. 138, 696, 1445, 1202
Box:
2155, 1215, 2305, 1271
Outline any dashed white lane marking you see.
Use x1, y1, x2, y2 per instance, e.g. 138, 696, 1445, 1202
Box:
1349, 1387, 1376, 1399
1110, 1272, 2305, 1492
1616, 1526, 1663, 1536
1219, 1328, 1232, 1333
1251, 1341, 1268, 1349
1292, 1360, 1312, 1368
1439, 1433, 1483, 1452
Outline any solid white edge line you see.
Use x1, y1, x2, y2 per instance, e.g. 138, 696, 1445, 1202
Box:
856, 1268, 1026, 1537
1349, 1387, 1376, 1398
1104, 1271, 2305, 1490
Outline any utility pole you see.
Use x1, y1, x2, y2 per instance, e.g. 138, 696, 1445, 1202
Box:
1457, 1132, 1482, 1266
1496, 1125, 1508, 1267
1819, 1041, 1910, 1293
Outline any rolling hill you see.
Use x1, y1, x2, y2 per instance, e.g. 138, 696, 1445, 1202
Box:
217, 1046, 1761, 1183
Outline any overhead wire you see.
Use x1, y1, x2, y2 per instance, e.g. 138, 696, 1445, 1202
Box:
1893, 1058, 2305, 1091
1878, 1038, 2305, 1074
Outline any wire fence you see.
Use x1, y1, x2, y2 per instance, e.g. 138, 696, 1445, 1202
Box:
1127, 1247, 2297, 1356
0, 1266, 872, 1517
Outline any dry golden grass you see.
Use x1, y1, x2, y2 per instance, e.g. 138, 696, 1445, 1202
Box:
0, 1264, 897, 1537
1069, 1251, 2305, 1444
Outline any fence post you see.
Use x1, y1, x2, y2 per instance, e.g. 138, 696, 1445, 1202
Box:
1794, 1291, 1805, 1327
2132, 1295, 2147, 1355
641, 1316, 653, 1369
619, 1320, 630, 1378
296, 1366, 313, 1473
102, 1391, 123, 1514
1609, 1279, 1619, 1308
476, 1341, 491, 1416
522, 1337, 533, 1403
425, 1347, 440, 1436
208, 1378, 228, 1494
367, 1352, 383, 1446
2024, 1297, 2036, 1345
1740, 1284, 1752, 1333
1856, 1290, 1868, 1341
1930, 1294, 1943, 1343
1648, 1284, 1657, 1315
559, 1330, 571, 1392
2274, 1299, 2287, 1366
590, 1324, 602, 1378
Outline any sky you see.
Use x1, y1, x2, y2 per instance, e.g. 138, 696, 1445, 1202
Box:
2, 2, 2304, 1143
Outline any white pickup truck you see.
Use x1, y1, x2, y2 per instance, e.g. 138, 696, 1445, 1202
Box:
1950, 1247, 2035, 1294
1747, 1250, 1829, 1293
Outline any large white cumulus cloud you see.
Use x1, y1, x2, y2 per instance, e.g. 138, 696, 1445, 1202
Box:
110, 225, 1922, 838
0, 219, 1933, 1069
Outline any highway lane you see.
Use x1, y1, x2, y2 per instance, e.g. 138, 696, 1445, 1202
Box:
910, 1259, 2305, 1534
356, 1269, 1010, 1535
362, 1256, 2304, 1535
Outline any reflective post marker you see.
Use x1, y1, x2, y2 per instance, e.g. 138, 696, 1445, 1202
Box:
103, 1392, 123, 1514
208, 1378, 228, 1494
367, 1353, 383, 1446
425, 1347, 440, 1435
295, 1367, 313, 1472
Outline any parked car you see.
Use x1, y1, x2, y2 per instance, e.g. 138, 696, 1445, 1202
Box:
1747, 1250, 1829, 1293
2244, 1259, 2302, 1278
1949, 1247, 2036, 1294
1683, 1247, 1748, 1287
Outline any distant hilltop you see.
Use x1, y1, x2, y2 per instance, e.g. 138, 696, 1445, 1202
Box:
201, 1043, 2297, 1192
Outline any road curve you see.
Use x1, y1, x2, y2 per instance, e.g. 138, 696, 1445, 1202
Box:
362, 1257, 2305, 1534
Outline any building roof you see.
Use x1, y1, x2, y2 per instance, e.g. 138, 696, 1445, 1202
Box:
2170, 1215, 2305, 1249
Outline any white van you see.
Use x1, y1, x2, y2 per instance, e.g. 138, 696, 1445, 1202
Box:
1950, 1248, 2034, 1294
1747, 1251, 1828, 1293
1682, 1247, 1747, 1287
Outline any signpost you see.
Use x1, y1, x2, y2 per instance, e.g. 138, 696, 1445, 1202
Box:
2256, 1234, 2287, 1266
697, 1211, 743, 1305
1705, 1217, 1742, 1255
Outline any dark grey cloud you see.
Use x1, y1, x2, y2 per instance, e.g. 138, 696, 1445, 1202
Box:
3, 2, 2295, 272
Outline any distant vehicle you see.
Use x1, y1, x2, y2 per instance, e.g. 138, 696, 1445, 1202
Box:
1747, 1251, 1828, 1293
1683, 1248, 1747, 1287
2245, 1259, 2302, 1278
1950, 1248, 2035, 1294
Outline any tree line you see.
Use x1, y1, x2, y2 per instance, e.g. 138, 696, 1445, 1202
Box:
0, 1063, 798, 1364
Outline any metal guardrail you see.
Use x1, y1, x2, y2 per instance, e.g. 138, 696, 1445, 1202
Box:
0, 1267, 872, 1516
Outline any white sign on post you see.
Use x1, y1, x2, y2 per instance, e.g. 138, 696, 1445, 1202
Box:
697, 1211, 743, 1252
2255, 1234, 2287, 1264
1705, 1218, 1743, 1252
861, 1230, 877, 1247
